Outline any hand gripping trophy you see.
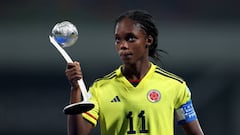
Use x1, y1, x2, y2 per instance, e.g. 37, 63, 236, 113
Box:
49, 21, 94, 115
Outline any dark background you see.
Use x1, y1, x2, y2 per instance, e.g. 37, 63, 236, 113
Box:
0, 0, 239, 135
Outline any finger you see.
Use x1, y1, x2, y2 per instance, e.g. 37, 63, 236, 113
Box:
65, 66, 83, 80
66, 66, 81, 76
66, 69, 82, 79
68, 72, 82, 80
66, 63, 75, 69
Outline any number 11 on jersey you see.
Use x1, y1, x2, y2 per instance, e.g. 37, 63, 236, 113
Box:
127, 110, 149, 134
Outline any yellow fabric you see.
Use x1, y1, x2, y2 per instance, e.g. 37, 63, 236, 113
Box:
82, 63, 191, 135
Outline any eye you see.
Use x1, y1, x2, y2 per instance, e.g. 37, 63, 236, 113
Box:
125, 34, 136, 42
127, 36, 135, 42
114, 36, 120, 44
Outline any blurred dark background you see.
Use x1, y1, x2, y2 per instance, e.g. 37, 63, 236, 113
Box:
0, 0, 239, 135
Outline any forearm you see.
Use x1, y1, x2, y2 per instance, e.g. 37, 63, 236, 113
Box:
67, 87, 91, 135
70, 86, 82, 103
182, 120, 204, 135
68, 114, 90, 135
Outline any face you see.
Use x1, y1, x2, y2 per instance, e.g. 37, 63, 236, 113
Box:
114, 18, 150, 65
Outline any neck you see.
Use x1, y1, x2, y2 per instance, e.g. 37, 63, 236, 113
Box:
122, 61, 151, 80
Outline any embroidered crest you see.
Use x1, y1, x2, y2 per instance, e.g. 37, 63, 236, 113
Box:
147, 90, 161, 103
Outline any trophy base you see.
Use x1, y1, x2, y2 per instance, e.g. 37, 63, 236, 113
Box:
63, 101, 94, 115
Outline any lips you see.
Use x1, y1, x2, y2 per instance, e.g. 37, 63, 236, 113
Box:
119, 51, 133, 60
119, 51, 132, 56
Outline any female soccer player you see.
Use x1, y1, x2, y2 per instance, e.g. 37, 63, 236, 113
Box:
65, 10, 204, 135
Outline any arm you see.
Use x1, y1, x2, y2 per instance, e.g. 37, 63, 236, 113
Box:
175, 99, 204, 135
181, 120, 204, 135
175, 84, 204, 135
66, 62, 93, 135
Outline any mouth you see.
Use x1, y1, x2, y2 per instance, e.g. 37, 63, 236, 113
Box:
119, 52, 133, 60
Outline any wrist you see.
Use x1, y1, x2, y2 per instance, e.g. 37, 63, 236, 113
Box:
71, 85, 80, 91
70, 86, 82, 103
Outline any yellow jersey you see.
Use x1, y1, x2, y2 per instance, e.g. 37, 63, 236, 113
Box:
82, 63, 192, 135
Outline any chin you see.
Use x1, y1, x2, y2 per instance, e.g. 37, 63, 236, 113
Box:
121, 60, 135, 65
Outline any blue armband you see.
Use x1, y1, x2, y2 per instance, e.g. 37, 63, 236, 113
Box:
176, 100, 197, 125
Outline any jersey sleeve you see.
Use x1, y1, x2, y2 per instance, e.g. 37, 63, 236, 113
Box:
174, 82, 191, 109
82, 83, 100, 127
174, 82, 198, 124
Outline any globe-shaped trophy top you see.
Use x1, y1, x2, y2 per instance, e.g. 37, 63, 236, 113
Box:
52, 21, 78, 47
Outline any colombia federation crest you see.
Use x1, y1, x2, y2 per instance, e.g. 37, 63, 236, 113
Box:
147, 89, 161, 103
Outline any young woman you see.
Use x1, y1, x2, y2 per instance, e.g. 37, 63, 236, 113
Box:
65, 10, 204, 135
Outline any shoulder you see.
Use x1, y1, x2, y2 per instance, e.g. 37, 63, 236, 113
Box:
96, 71, 117, 82
154, 65, 185, 84
91, 70, 118, 88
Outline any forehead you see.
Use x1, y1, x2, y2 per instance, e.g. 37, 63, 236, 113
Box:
115, 18, 143, 35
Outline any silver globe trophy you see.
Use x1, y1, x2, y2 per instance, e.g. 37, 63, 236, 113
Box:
49, 21, 94, 114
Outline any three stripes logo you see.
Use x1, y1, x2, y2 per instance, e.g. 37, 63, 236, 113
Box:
111, 96, 121, 102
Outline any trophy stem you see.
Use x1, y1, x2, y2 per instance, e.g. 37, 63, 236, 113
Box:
49, 35, 95, 114
77, 79, 89, 102
49, 36, 73, 63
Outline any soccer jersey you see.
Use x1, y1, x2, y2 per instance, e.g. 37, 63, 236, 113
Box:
82, 63, 192, 135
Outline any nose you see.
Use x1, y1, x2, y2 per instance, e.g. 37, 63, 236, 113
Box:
119, 40, 128, 50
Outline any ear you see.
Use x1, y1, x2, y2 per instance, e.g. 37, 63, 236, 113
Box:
146, 35, 154, 46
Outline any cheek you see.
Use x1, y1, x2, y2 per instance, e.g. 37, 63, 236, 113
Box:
129, 46, 144, 58
133, 42, 146, 52
115, 45, 120, 52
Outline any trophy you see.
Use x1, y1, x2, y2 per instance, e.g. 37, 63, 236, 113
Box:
49, 21, 94, 114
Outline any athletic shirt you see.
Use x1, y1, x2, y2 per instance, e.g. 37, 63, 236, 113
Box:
82, 63, 191, 135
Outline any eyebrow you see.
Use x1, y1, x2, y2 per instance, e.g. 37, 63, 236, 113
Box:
115, 32, 136, 38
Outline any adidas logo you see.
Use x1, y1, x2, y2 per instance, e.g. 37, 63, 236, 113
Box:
111, 96, 121, 102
